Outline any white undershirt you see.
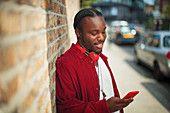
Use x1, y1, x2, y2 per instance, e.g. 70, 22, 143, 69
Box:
95, 57, 120, 113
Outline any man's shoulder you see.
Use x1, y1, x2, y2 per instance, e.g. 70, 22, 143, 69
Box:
56, 44, 79, 65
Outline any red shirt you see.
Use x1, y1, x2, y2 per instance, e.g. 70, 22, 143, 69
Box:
56, 44, 123, 113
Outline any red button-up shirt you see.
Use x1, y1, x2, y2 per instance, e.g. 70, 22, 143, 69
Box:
56, 44, 123, 113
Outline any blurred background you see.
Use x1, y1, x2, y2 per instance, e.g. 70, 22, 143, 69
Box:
81, 0, 170, 31
0, 0, 170, 113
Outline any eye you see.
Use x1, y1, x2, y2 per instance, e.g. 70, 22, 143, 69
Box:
91, 31, 98, 36
91, 33, 97, 36
102, 31, 106, 34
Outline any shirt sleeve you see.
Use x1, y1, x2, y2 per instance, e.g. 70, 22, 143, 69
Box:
56, 59, 110, 113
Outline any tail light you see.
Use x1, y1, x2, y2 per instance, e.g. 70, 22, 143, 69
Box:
167, 51, 170, 59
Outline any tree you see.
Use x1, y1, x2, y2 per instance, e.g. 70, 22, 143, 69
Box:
162, 5, 170, 20
80, 0, 103, 9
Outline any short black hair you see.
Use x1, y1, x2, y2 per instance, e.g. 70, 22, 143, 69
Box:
73, 8, 103, 30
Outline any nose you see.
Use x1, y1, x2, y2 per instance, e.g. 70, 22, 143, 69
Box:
98, 33, 106, 41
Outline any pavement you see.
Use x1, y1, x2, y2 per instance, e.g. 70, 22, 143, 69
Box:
102, 39, 170, 113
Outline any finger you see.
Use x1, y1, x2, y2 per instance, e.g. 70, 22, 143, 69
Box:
120, 98, 133, 103
116, 101, 131, 109
114, 99, 127, 104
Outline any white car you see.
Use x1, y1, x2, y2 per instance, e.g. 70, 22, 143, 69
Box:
134, 31, 170, 81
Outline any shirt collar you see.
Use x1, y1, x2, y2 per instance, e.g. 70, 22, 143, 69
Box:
71, 43, 87, 59
71, 43, 108, 62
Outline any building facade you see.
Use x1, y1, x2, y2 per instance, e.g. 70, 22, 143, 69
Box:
91, 0, 144, 24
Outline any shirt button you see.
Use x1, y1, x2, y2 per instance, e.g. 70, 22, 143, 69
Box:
95, 74, 97, 77
91, 61, 93, 63
96, 88, 98, 90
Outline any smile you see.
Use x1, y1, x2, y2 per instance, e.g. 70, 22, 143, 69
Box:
95, 43, 103, 49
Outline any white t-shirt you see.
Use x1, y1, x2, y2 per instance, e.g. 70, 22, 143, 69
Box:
95, 57, 120, 113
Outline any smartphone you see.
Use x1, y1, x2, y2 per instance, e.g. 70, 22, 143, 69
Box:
122, 91, 139, 99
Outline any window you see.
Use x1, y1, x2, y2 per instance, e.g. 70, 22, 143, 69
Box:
150, 38, 160, 47
144, 35, 153, 46
164, 36, 170, 47
150, 34, 160, 48
144, 34, 160, 48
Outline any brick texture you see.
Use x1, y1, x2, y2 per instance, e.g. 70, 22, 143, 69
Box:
0, 0, 79, 113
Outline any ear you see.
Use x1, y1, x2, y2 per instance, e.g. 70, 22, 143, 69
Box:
75, 28, 81, 39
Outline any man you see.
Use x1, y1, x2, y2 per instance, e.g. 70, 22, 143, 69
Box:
56, 8, 133, 113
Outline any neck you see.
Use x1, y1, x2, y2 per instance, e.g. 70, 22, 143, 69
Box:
95, 61, 98, 67
78, 42, 90, 53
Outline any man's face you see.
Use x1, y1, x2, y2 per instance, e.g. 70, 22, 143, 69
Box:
77, 16, 106, 54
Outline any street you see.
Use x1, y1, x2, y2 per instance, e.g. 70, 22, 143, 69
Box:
103, 39, 170, 113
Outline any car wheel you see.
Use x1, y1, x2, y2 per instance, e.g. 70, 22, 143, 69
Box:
134, 51, 140, 65
153, 63, 163, 81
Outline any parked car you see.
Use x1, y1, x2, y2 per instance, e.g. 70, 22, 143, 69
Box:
134, 31, 170, 81
128, 24, 140, 39
108, 21, 140, 44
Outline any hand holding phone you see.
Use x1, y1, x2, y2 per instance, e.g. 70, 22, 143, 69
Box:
122, 91, 139, 99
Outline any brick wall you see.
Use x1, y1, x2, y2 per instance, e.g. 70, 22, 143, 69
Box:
0, 0, 79, 113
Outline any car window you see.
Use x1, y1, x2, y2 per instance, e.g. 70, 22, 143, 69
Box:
144, 35, 153, 46
164, 36, 170, 47
150, 34, 160, 48
120, 26, 130, 33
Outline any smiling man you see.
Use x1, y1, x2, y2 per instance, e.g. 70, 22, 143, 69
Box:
56, 8, 133, 113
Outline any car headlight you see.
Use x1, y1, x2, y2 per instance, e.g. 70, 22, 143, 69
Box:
131, 29, 136, 35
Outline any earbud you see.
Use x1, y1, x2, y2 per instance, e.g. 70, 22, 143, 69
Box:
76, 42, 99, 62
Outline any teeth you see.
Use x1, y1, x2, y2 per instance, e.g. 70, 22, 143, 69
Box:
96, 43, 103, 48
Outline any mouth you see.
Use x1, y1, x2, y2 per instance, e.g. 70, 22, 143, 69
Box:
95, 43, 103, 49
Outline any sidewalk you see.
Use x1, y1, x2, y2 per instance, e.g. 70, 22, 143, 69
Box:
103, 39, 169, 113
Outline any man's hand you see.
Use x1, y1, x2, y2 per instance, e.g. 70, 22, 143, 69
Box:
106, 97, 133, 112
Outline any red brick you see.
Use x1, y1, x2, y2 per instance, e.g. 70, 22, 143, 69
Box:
18, 0, 40, 7
0, 45, 16, 73
44, 69, 49, 80
26, 13, 45, 31
50, 46, 53, 58
22, 85, 37, 112
8, 73, 23, 100
51, 89, 54, 100
39, 76, 44, 89
0, 11, 21, 36
45, 99, 51, 113
47, 31, 54, 45
41, 0, 49, 9
46, 14, 54, 28
0, 83, 8, 104
25, 65, 33, 82
35, 36, 41, 51
18, 37, 35, 62
38, 93, 45, 110
32, 14, 45, 30
26, 14, 32, 31
36, 56, 44, 72
43, 34, 47, 49
53, 15, 57, 26
52, 101, 56, 113
0, 73, 23, 104
53, 2, 60, 13
54, 29, 58, 40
